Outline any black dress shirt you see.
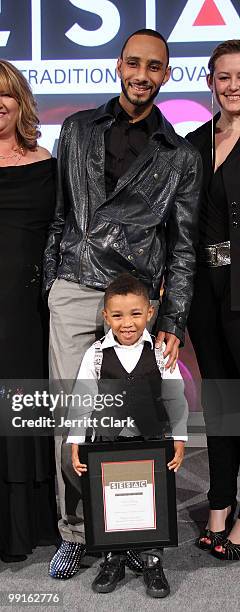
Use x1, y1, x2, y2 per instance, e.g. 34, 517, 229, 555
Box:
104, 99, 160, 196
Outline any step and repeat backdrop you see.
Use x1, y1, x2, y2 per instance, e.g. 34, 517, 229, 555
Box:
1, 0, 239, 410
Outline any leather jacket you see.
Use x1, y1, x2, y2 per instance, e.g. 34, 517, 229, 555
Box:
43, 98, 202, 343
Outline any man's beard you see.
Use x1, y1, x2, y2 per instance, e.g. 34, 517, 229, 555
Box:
121, 79, 160, 107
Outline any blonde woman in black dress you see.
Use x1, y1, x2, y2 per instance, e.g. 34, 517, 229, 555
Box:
187, 40, 240, 561
0, 60, 57, 561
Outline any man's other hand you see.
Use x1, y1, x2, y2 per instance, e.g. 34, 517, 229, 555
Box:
155, 331, 180, 371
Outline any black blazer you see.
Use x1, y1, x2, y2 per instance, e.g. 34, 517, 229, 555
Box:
186, 114, 240, 311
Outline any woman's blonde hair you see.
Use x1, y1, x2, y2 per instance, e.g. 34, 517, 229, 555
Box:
208, 39, 240, 77
0, 59, 41, 150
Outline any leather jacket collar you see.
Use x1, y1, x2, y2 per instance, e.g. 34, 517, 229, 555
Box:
86, 96, 179, 149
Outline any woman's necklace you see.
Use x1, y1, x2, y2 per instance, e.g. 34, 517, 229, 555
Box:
0, 146, 24, 165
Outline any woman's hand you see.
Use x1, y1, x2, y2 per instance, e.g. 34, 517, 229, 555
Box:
167, 440, 185, 472
71, 443, 87, 476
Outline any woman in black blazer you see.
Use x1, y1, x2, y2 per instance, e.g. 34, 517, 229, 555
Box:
186, 40, 240, 561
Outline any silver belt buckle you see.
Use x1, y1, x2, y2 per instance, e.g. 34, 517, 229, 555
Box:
216, 242, 231, 266
209, 241, 231, 266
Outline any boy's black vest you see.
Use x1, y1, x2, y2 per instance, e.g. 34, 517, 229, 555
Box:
90, 340, 170, 440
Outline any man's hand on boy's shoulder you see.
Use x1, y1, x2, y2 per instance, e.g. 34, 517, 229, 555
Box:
167, 440, 185, 472
71, 443, 87, 476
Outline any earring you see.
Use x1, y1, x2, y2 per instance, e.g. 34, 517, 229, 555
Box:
211, 90, 214, 167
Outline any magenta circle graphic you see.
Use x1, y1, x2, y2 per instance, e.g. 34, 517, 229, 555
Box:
157, 99, 211, 125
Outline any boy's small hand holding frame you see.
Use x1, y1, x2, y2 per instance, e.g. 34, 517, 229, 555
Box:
72, 443, 87, 476
72, 440, 185, 476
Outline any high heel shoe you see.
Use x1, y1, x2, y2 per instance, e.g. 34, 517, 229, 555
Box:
212, 539, 240, 561
196, 501, 237, 551
197, 528, 227, 551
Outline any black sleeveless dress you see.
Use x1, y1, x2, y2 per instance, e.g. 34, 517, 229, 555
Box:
0, 159, 58, 557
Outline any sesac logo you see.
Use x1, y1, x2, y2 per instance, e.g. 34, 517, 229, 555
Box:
1, 0, 240, 60
0, 0, 32, 59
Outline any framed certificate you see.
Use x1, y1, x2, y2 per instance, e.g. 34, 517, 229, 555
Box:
80, 439, 178, 552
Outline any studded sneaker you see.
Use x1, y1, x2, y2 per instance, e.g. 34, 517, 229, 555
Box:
49, 541, 86, 579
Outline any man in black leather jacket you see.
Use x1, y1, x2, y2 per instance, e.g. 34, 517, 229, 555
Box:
44, 29, 202, 586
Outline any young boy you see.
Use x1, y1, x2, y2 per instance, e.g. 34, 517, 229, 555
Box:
68, 273, 188, 598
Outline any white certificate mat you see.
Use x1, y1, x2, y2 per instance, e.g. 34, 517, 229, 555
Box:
101, 460, 156, 532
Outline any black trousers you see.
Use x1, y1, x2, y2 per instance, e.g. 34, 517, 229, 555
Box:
187, 265, 240, 515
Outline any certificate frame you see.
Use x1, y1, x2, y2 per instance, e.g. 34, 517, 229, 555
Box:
80, 439, 178, 552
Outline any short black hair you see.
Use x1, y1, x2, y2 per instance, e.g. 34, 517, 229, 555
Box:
120, 29, 169, 66
104, 273, 150, 307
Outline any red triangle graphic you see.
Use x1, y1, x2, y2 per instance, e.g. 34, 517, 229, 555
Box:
193, 0, 226, 26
